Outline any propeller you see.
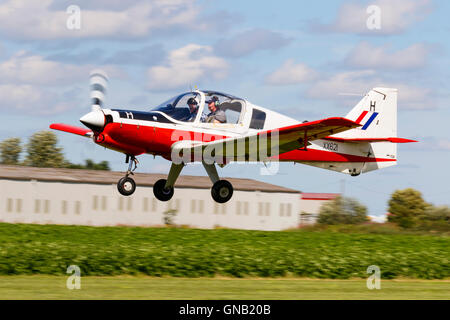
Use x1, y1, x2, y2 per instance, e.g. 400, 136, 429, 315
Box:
80, 69, 108, 131
90, 69, 108, 111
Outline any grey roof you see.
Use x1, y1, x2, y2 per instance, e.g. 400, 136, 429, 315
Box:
0, 165, 300, 194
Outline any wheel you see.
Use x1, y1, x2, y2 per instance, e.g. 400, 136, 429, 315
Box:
153, 179, 174, 201
211, 180, 233, 203
117, 177, 136, 196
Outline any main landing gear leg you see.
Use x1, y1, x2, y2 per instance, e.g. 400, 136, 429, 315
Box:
117, 155, 139, 196
153, 162, 184, 202
202, 161, 233, 203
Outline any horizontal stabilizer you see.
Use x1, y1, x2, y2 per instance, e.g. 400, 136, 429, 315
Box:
323, 136, 418, 143
50, 123, 93, 138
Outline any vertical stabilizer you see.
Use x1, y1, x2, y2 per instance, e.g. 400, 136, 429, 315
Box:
342, 87, 397, 139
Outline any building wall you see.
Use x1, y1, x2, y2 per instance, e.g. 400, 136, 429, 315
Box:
0, 179, 300, 231
299, 199, 332, 225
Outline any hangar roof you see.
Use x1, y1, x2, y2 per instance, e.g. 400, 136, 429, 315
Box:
0, 165, 299, 194
301, 193, 340, 200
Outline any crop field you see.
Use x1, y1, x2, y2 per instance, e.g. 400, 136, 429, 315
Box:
0, 223, 448, 279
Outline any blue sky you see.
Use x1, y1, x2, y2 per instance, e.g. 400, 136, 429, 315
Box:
0, 0, 449, 216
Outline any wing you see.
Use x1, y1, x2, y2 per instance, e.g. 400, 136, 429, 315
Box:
50, 123, 93, 138
172, 117, 361, 163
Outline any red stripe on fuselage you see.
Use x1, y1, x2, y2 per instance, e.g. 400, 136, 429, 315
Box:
277, 148, 395, 163
97, 122, 394, 163
99, 122, 228, 156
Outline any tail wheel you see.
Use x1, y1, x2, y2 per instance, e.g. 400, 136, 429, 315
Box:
153, 179, 174, 202
211, 180, 233, 203
117, 177, 136, 196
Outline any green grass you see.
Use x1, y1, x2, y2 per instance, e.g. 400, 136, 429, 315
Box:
0, 276, 448, 300
0, 223, 448, 279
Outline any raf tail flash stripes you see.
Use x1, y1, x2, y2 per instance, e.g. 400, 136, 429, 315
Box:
356, 110, 379, 130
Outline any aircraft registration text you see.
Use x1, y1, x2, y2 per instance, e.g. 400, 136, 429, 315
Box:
323, 142, 338, 151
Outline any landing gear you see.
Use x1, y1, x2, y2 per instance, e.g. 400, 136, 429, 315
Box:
153, 179, 174, 201
153, 163, 184, 201
117, 176, 136, 196
203, 161, 234, 203
117, 155, 139, 196
211, 180, 233, 203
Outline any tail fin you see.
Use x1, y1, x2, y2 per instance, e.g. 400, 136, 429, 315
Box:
302, 88, 416, 176
303, 88, 416, 176
342, 87, 397, 139
325, 88, 399, 175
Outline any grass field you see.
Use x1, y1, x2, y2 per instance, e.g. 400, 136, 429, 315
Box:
0, 276, 449, 300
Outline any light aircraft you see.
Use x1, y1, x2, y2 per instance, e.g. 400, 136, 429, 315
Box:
50, 71, 416, 203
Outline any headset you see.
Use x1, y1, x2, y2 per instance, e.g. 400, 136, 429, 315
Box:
208, 96, 220, 107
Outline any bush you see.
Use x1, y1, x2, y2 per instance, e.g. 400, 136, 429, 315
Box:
387, 188, 429, 228
415, 206, 450, 232
317, 196, 369, 225
387, 188, 449, 231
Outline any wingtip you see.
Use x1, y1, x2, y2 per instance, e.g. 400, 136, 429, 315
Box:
390, 138, 418, 143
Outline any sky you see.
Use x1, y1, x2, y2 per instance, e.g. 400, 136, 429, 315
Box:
0, 0, 449, 217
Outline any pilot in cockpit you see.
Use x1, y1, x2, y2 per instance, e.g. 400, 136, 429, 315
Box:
186, 97, 206, 122
205, 96, 226, 124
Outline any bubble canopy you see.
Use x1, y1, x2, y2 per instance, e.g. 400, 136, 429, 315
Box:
150, 91, 243, 122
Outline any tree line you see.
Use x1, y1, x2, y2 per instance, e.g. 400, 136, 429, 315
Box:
315, 189, 449, 232
0, 130, 110, 170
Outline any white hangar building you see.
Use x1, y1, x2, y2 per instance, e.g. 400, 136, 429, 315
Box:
0, 165, 311, 231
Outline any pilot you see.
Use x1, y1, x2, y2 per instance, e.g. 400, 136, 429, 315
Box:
205, 96, 226, 124
186, 97, 200, 122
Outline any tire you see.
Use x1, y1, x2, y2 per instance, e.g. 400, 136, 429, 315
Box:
211, 180, 233, 203
153, 179, 174, 202
117, 177, 136, 196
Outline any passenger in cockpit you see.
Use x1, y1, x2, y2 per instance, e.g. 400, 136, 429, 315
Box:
205, 96, 226, 124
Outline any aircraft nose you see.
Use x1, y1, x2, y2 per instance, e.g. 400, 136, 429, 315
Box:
80, 110, 105, 130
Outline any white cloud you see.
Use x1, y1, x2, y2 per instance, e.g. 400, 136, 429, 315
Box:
437, 139, 450, 150
316, 0, 432, 35
306, 70, 433, 110
0, 84, 75, 115
0, 0, 204, 40
0, 51, 89, 85
306, 70, 376, 99
0, 50, 125, 114
345, 42, 429, 69
265, 59, 318, 85
0, 51, 122, 86
394, 84, 432, 110
407, 137, 450, 151
147, 44, 228, 91
214, 29, 291, 58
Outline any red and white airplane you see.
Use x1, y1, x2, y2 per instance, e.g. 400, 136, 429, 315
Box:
50, 71, 416, 203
